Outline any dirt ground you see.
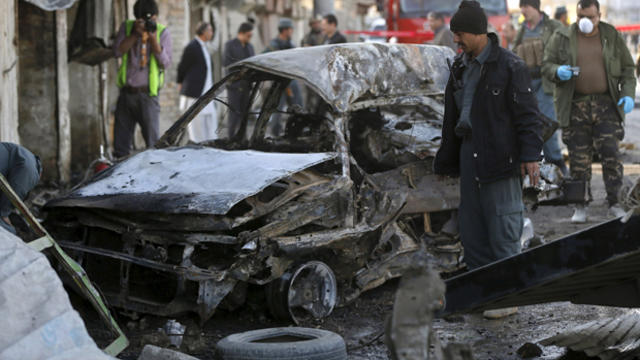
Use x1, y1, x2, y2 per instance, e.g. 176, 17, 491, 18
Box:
77, 111, 640, 359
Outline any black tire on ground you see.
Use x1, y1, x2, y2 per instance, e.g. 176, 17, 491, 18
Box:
216, 327, 347, 360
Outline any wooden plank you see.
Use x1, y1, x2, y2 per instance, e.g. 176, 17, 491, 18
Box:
423, 213, 432, 234
56, 10, 71, 183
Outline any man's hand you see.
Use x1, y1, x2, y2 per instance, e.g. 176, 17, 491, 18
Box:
133, 19, 146, 37
148, 28, 162, 55
556, 65, 572, 81
521, 161, 540, 187
618, 96, 634, 114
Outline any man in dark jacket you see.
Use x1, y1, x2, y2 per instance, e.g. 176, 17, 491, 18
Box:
434, 1, 542, 272
223, 22, 255, 139
264, 18, 303, 136
177, 22, 217, 142
322, 14, 347, 44
264, 18, 296, 52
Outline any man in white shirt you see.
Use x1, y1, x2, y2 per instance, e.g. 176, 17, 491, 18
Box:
177, 22, 217, 142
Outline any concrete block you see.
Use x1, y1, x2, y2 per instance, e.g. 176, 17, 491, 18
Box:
138, 345, 201, 360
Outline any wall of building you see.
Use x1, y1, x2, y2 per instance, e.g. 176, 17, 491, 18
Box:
66, 1, 103, 177
17, 1, 59, 182
156, 0, 190, 137
68, 62, 101, 176
0, 0, 20, 143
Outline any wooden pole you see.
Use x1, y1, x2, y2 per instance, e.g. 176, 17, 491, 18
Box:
0, 0, 20, 143
55, 10, 71, 183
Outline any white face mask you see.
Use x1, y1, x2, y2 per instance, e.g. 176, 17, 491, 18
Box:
578, 17, 594, 34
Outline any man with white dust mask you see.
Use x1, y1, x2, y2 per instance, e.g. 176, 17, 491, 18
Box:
543, 0, 636, 223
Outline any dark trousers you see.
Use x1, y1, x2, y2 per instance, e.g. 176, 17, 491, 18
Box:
458, 138, 523, 270
562, 96, 624, 206
114, 91, 160, 158
271, 80, 304, 136
227, 85, 252, 139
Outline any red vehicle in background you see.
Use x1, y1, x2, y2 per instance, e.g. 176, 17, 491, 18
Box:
382, 0, 510, 44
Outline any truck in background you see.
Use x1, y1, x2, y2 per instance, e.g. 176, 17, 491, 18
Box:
378, 0, 510, 44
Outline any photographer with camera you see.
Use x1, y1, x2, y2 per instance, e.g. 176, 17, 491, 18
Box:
113, 0, 172, 158
543, 0, 635, 223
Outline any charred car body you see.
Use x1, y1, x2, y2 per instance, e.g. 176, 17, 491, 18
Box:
45, 43, 465, 323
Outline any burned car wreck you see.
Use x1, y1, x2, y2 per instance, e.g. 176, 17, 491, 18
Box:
44, 43, 462, 323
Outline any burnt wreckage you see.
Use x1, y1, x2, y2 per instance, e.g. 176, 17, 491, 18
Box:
44, 43, 466, 323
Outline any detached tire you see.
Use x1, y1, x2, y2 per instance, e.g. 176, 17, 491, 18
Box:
216, 327, 347, 360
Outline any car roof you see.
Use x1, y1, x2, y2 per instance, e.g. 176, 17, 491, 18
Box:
229, 43, 454, 113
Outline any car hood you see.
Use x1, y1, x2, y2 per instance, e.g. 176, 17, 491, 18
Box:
47, 147, 336, 215
230, 43, 454, 113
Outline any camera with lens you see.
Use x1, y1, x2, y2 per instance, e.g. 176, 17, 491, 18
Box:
144, 14, 157, 32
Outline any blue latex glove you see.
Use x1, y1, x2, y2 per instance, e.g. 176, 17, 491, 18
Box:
556, 65, 572, 81
618, 96, 634, 114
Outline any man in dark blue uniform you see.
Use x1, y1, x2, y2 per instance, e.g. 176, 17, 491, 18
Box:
263, 18, 303, 136
434, 1, 543, 317
223, 22, 255, 139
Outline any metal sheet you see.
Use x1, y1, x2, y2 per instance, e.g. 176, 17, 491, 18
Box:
48, 147, 336, 215
540, 310, 640, 359
231, 43, 454, 113
442, 216, 640, 316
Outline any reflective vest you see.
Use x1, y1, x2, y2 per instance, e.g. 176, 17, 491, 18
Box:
117, 20, 166, 96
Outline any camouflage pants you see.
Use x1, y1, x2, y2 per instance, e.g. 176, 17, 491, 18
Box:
562, 96, 624, 206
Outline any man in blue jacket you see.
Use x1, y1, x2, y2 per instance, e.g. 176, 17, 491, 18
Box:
223, 22, 255, 139
434, 1, 543, 270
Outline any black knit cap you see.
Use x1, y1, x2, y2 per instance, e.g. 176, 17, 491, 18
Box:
450, 1, 487, 35
133, 0, 158, 19
519, 0, 541, 11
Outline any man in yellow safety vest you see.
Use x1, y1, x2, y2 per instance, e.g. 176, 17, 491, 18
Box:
113, 0, 172, 158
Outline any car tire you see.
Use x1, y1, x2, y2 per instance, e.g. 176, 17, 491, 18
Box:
216, 327, 347, 360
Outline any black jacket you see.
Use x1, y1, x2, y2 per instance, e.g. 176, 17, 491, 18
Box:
223, 38, 255, 90
434, 33, 543, 183
223, 38, 255, 67
325, 31, 347, 44
264, 37, 295, 53
177, 39, 208, 98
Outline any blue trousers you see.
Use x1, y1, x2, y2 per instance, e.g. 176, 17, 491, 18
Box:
532, 78, 563, 162
458, 138, 524, 269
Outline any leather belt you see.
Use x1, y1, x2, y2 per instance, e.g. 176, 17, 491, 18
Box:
573, 93, 610, 102
122, 86, 148, 94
